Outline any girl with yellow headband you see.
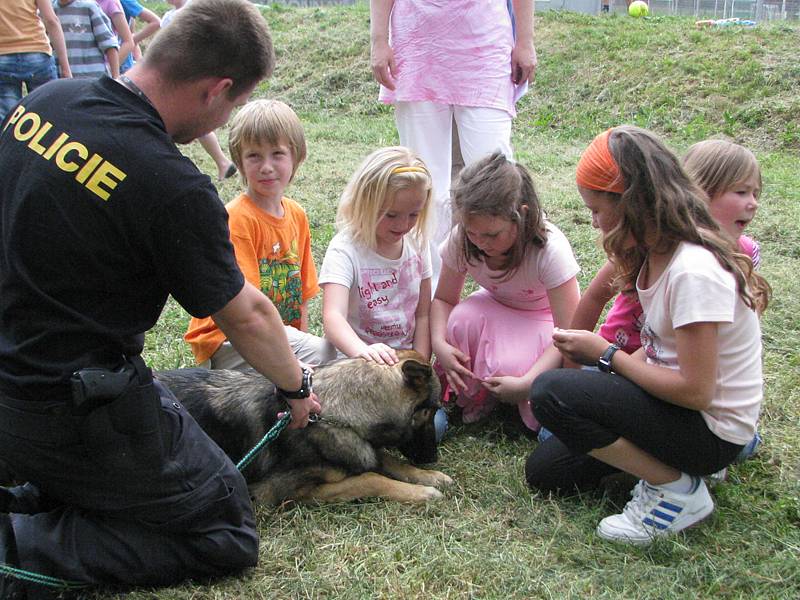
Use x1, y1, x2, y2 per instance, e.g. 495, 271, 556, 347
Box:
525, 126, 769, 545
320, 145, 448, 437
320, 146, 433, 363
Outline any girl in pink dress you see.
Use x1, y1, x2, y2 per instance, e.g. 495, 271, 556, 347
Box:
431, 152, 580, 431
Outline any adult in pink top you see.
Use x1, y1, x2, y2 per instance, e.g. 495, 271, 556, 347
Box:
370, 0, 536, 290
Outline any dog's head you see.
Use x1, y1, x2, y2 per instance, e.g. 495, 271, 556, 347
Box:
312, 351, 442, 463
395, 352, 441, 465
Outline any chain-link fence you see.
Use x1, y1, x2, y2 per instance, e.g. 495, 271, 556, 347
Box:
260, 0, 798, 20
643, 0, 797, 19
535, 0, 799, 19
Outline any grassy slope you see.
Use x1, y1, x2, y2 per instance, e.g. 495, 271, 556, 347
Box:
120, 4, 799, 599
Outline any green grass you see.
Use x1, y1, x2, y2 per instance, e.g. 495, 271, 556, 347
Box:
107, 3, 800, 598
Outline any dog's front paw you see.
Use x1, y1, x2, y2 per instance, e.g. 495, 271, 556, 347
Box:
413, 485, 444, 502
411, 469, 453, 488
427, 470, 454, 488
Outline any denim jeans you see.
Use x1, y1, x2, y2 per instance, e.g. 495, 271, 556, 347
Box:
0, 52, 57, 122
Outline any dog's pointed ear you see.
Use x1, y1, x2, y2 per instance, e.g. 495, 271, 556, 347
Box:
401, 358, 433, 391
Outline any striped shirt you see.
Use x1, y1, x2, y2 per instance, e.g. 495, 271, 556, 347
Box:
53, 0, 118, 79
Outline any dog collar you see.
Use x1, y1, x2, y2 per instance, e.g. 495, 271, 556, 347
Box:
308, 413, 350, 428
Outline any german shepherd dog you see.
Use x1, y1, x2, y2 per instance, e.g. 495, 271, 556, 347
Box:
155, 351, 453, 505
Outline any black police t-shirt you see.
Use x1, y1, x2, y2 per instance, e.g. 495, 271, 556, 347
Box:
0, 76, 244, 401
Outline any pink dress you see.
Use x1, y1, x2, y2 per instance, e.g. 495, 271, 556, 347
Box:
439, 223, 580, 430
379, 0, 518, 117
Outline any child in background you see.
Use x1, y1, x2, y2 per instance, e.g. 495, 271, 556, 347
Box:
185, 100, 336, 369
683, 138, 768, 462
118, 0, 161, 71
53, 0, 120, 79
526, 126, 771, 544
95, 0, 134, 71
0, 0, 72, 122
431, 152, 580, 432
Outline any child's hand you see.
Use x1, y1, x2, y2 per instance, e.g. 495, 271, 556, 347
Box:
358, 343, 399, 365
552, 328, 610, 366
436, 343, 475, 395
482, 375, 529, 404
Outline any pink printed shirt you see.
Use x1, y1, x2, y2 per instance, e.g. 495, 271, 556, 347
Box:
379, 0, 519, 117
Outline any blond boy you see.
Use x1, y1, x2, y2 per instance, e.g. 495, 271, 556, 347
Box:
186, 100, 336, 368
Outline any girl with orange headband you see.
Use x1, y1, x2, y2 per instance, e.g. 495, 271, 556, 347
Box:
525, 126, 769, 545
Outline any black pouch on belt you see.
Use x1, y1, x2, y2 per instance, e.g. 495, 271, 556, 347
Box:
70, 356, 163, 471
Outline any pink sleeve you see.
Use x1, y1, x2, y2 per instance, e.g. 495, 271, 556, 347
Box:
737, 235, 761, 270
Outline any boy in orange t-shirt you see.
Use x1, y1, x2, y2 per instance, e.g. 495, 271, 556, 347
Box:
185, 100, 335, 368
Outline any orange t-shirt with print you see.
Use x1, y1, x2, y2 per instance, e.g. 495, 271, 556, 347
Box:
185, 193, 320, 364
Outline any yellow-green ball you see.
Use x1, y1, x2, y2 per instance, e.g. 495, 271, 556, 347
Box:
628, 1, 650, 16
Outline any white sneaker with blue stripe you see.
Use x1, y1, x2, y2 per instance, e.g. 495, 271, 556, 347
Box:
596, 477, 714, 545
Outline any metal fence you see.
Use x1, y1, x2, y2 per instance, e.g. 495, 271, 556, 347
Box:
260, 0, 797, 20
642, 0, 797, 19
537, 0, 799, 18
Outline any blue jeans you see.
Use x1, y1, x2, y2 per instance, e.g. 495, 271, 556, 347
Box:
0, 52, 57, 122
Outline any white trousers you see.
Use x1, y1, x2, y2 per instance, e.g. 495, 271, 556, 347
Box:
395, 101, 513, 292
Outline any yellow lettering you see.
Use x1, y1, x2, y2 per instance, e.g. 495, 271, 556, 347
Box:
3, 105, 26, 132
75, 154, 103, 184
27, 121, 53, 155
13, 112, 41, 142
85, 161, 126, 201
42, 132, 69, 160
6, 111, 127, 201
55, 142, 88, 172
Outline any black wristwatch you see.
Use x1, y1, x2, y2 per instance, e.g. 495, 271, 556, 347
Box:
597, 344, 620, 373
276, 366, 313, 399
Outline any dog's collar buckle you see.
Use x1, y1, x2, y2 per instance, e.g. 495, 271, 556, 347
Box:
307, 413, 349, 428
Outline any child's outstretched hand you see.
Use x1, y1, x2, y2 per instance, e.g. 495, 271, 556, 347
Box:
552, 328, 609, 366
482, 375, 529, 404
358, 343, 399, 365
436, 343, 475, 395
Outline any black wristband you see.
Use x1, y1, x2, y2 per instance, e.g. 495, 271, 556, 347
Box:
276, 366, 313, 399
597, 344, 620, 373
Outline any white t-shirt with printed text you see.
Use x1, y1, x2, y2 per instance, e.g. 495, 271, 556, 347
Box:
319, 232, 432, 350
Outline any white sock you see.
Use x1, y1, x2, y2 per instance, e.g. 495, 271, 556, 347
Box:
658, 472, 695, 494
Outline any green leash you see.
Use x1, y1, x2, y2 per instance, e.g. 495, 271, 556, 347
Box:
1, 413, 293, 592
0, 563, 89, 591
236, 412, 292, 471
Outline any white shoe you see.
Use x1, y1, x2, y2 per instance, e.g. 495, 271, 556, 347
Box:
597, 477, 714, 545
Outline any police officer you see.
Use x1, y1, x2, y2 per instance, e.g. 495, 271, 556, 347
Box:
0, 0, 319, 597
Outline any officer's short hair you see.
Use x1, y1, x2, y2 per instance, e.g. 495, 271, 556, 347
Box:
145, 0, 275, 98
